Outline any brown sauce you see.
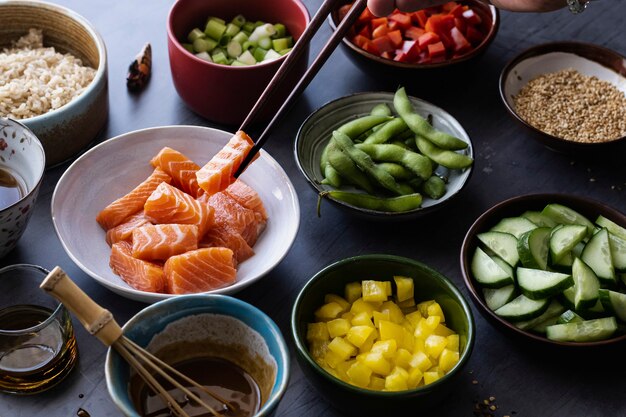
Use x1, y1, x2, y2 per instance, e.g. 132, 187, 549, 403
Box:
132, 356, 261, 417
0, 167, 24, 209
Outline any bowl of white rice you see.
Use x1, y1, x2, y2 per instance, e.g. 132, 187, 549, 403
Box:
0, 0, 108, 167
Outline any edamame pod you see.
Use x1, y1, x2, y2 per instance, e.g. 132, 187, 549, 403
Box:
320, 145, 342, 187
355, 143, 433, 180
332, 131, 410, 196
363, 117, 408, 144
415, 136, 473, 169
320, 191, 423, 213
370, 103, 393, 117
327, 141, 375, 194
421, 175, 447, 199
394, 87, 468, 151
378, 163, 413, 180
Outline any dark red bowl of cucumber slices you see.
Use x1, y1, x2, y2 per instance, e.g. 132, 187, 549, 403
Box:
460, 194, 626, 348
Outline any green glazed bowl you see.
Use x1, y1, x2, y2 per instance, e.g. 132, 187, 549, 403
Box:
291, 254, 475, 417
294, 92, 473, 220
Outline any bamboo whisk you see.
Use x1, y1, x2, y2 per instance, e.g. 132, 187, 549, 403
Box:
40, 267, 234, 417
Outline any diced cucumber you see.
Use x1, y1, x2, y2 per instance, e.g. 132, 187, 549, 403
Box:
494, 295, 550, 322
556, 310, 584, 324
572, 257, 600, 310
541, 203, 594, 237
607, 232, 626, 271
483, 284, 517, 311
546, 317, 617, 342
514, 300, 565, 331
581, 228, 616, 285
595, 215, 626, 240
490, 217, 537, 239
517, 267, 573, 300
471, 248, 514, 288
521, 210, 557, 228
598, 289, 626, 322
477, 231, 519, 267
517, 227, 550, 270
549, 224, 587, 262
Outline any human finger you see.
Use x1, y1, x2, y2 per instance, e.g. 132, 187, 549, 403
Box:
396, 0, 449, 12
367, 0, 396, 17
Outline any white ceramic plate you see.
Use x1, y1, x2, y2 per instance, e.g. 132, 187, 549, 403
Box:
52, 126, 300, 303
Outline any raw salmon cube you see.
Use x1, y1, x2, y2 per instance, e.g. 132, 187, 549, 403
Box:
105, 211, 152, 246
164, 247, 236, 294
132, 224, 199, 261
150, 147, 203, 197
109, 241, 166, 293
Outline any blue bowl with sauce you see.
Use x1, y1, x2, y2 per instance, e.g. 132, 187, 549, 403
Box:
105, 294, 289, 417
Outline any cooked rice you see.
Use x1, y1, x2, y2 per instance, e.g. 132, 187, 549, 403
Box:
0, 29, 96, 119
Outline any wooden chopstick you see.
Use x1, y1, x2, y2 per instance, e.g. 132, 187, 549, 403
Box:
234, 0, 367, 178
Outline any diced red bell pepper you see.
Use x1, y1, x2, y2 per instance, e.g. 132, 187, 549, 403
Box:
438, 30, 454, 50
362, 40, 380, 55
399, 40, 421, 61
418, 51, 432, 64
427, 41, 446, 57
449, 4, 465, 17
450, 27, 471, 53
442, 1, 459, 12
388, 21, 400, 31
389, 12, 412, 30
387, 30, 403, 48
405, 26, 425, 40
371, 36, 395, 54
430, 54, 447, 63
394, 52, 407, 62
454, 17, 467, 35
357, 24, 371, 38
424, 6, 442, 16
381, 51, 393, 60
372, 24, 389, 38
465, 25, 485, 44
371, 17, 388, 29
358, 7, 375, 25
425, 14, 455, 35
352, 35, 370, 49
418, 32, 440, 49
462, 9, 482, 26
412, 10, 428, 28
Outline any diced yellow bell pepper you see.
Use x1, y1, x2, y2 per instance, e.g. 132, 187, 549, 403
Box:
345, 282, 362, 303
324, 350, 344, 369
414, 315, 441, 338
309, 340, 329, 360
394, 348, 413, 370
446, 334, 459, 352
371, 339, 397, 359
358, 332, 377, 354
427, 302, 446, 322
328, 337, 357, 361
381, 300, 405, 324
400, 328, 415, 352
350, 298, 377, 318
347, 325, 375, 348
385, 367, 409, 391
379, 320, 404, 342
417, 300, 435, 317
405, 311, 422, 328
385, 281, 393, 296
361, 351, 391, 376
327, 318, 350, 338
351, 311, 375, 327
341, 311, 354, 322
306, 322, 329, 342
394, 276, 414, 302
407, 367, 423, 388
433, 324, 455, 337
424, 334, 447, 359
439, 348, 460, 373
347, 361, 372, 387
372, 310, 390, 328
423, 371, 440, 385
409, 351, 432, 372
335, 359, 354, 382
412, 337, 425, 355
362, 280, 389, 303
324, 294, 350, 313
314, 302, 344, 321
369, 376, 386, 391
398, 297, 416, 311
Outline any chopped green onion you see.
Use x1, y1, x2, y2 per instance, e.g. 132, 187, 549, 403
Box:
242, 21, 256, 33
205, 18, 226, 41
219, 34, 232, 47
231, 60, 247, 66
207, 16, 226, 26
273, 23, 286, 38
258, 37, 272, 50
232, 31, 248, 45
195, 51, 212, 62
254, 20, 264, 27
248, 23, 276, 43
238, 50, 256, 65
278, 47, 292, 56
253, 47, 267, 62
242, 40, 255, 51
272, 37, 292, 51
181, 43, 194, 53
225, 23, 240, 37
193, 37, 217, 53
187, 28, 205, 42
226, 40, 243, 58
263, 49, 282, 62
231, 14, 246, 27
211, 51, 228, 65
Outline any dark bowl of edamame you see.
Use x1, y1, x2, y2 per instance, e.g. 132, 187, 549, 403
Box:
291, 254, 475, 416
294, 90, 474, 220
460, 193, 626, 349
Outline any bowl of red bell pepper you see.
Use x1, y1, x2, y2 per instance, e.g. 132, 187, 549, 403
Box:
329, 0, 498, 70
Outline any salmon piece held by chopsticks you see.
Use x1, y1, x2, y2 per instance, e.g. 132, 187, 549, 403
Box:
109, 241, 166, 293
150, 147, 203, 197
196, 131, 258, 196
96, 168, 171, 230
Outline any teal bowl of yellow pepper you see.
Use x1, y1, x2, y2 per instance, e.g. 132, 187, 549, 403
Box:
294, 89, 474, 220
291, 254, 475, 416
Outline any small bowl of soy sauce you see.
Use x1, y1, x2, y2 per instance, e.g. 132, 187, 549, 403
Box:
0, 117, 45, 258
105, 294, 289, 417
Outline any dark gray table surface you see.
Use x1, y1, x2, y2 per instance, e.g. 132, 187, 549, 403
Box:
1, 0, 625, 416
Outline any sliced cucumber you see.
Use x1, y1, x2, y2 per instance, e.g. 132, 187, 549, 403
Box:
572, 241, 585, 258
490, 217, 537, 239
514, 299, 565, 331
541, 203, 594, 237
551, 250, 574, 270
471, 247, 514, 288
517, 267, 573, 300
477, 231, 519, 267
517, 227, 550, 270
560, 286, 576, 310
493, 256, 515, 281
581, 228, 616, 285
494, 294, 550, 322
598, 289, 626, 322
546, 317, 617, 342
572, 257, 600, 310
608, 232, 626, 271
577, 299, 606, 320
556, 310, 584, 324
595, 215, 626, 240
483, 284, 517, 311
521, 210, 557, 228
549, 224, 587, 262
532, 316, 560, 334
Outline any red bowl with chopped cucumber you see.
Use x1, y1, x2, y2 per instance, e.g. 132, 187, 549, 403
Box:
460, 193, 626, 349
329, 0, 498, 71
167, 0, 310, 125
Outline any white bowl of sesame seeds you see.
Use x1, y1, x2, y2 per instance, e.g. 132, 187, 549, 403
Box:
499, 42, 626, 153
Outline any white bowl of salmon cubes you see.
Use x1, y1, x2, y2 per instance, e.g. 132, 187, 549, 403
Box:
52, 126, 299, 303
460, 193, 626, 348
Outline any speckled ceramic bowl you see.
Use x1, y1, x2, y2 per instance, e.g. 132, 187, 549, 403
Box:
294, 91, 473, 220
106, 294, 290, 417
0, 0, 108, 167
0, 118, 45, 258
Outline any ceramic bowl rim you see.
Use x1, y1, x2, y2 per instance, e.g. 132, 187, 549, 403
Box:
0, 117, 45, 211
327, 0, 499, 69
166, 0, 311, 70
460, 192, 626, 347
0, 0, 108, 124
291, 253, 475, 397
105, 294, 290, 417
293, 91, 474, 218
498, 41, 626, 149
